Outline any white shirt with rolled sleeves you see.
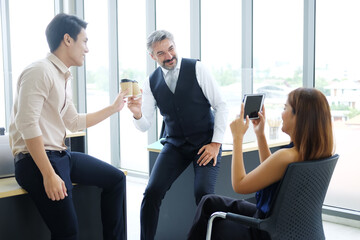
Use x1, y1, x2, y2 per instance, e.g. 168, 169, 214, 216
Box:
9, 53, 87, 156
134, 57, 229, 144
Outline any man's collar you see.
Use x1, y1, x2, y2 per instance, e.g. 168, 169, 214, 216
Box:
47, 53, 71, 78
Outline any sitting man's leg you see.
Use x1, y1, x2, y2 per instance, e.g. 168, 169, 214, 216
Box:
15, 152, 79, 240
69, 152, 126, 240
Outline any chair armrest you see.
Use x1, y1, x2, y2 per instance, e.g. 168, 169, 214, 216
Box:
226, 212, 261, 228
206, 212, 226, 240
206, 211, 263, 240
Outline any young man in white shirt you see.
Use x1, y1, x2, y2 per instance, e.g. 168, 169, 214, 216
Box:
9, 13, 127, 240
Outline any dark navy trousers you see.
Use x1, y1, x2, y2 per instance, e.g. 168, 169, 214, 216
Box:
187, 194, 258, 240
15, 150, 126, 240
140, 142, 221, 240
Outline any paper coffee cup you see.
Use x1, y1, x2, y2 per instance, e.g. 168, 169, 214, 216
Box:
132, 80, 141, 97
120, 79, 133, 97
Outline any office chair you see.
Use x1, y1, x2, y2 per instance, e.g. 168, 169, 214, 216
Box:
206, 154, 339, 240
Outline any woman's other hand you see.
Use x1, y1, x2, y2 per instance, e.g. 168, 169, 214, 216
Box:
230, 103, 250, 141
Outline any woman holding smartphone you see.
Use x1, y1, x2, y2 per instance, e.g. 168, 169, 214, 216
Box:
187, 87, 334, 239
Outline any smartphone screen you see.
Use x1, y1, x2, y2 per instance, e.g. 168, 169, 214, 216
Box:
243, 94, 265, 119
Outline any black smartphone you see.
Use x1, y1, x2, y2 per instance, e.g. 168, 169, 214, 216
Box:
242, 94, 265, 119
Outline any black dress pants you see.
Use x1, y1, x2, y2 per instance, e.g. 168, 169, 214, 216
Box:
187, 194, 258, 240
15, 150, 126, 240
140, 142, 221, 240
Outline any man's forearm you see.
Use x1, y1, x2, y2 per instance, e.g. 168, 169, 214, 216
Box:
86, 105, 116, 128
24, 136, 55, 178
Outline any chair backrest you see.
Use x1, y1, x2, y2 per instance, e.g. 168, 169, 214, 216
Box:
261, 154, 339, 240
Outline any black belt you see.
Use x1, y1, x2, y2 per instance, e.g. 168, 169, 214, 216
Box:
14, 152, 31, 163
14, 150, 66, 163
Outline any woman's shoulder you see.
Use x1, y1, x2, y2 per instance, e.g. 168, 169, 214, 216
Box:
258, 147, 300, 184
272, 147, 300, 165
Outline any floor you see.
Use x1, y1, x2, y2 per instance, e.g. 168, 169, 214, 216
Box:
323, 221, 360, 239
125, 174, 360, 240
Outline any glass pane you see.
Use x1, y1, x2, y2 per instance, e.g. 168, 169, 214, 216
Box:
156, 0, 190, 58
201, 0, 242, 144
316, 0, 360, 211
155, 0, 190, 137
0, 23, 5, 129
9, 0, 54, 100
118, 1, 148, 173
84, 1, 111, 163
253, 0, 303, 140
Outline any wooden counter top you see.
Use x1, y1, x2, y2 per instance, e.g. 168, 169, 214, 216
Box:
0, 177, 27, 198
0, 169, 127, 199
66, 131, 86, 138
147, 137, 290, 157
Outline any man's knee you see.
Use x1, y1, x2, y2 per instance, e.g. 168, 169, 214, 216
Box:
142, 184, 167, 207
106, 170, 126, 193
198, 193, 217, 206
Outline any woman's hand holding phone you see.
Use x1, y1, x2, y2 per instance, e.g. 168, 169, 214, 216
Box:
252, 105, 266, 136
243, 94, 265, 120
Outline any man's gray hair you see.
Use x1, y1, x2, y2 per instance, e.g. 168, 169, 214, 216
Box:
147, 30, 175, 54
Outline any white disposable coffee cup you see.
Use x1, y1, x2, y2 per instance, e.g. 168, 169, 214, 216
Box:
132, 80, 141, 97
120, 79, 133, 97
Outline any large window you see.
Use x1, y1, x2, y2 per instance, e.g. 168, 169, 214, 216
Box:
1, 0, 359, 218
201, 0, 242, 144
118, 0, 148, 173
84, 1, 111, 162
316, 0, 360, 211
156, 0, 190, 58
8, 0, 54, 97
155, 0, 191, 136
253, 0, 303, 140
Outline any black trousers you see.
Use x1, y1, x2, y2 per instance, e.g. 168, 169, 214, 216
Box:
15, 150, 126, 240
187, 194, 259, 240
140, 142, 222, 240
